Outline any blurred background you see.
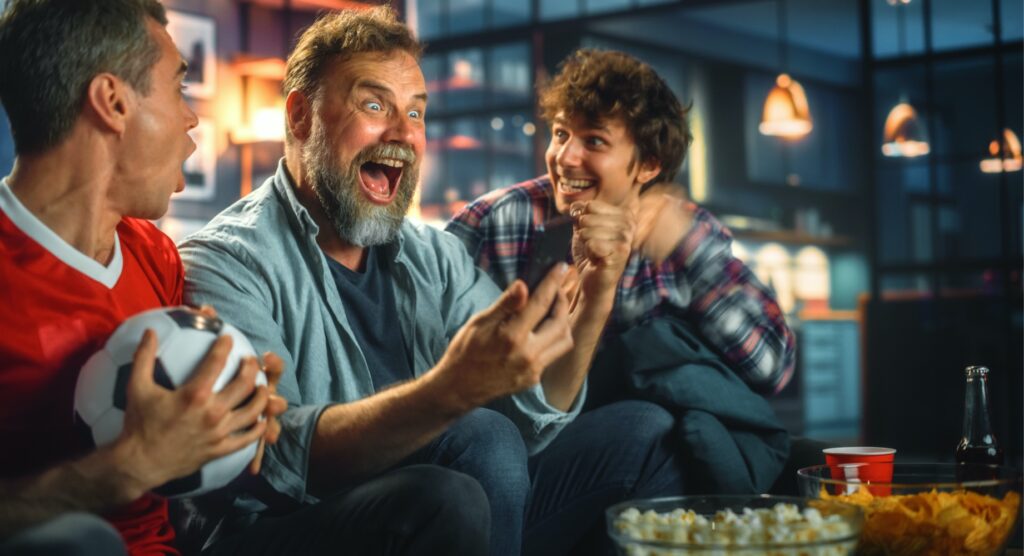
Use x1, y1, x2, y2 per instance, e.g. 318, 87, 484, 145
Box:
0, 0, 1020, 466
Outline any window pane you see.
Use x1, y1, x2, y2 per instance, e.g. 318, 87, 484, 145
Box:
879, 273, 932, 298
585, 0, 630, 15
446, 116, 489, 210
489, 111, 537, 189
421, 54, 445, 113
876, 162, 933, 265
447, 0, 485, 35
931, 56, 996, 158
1002, 0, 1024, 41
492, 0, 530, 28
488, 43, 531, 106
421, 121, 447, 214
931, 0, 994, 53
410, 0, 443, 40
873, 0, 926, 59
933, 163, 1002, 261
540, 0, 579, 21
446, 49, 486, 110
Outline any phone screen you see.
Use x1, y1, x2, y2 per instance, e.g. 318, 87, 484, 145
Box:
524, 216, 574, 292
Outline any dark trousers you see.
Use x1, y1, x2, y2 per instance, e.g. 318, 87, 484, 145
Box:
203, 464, 490, 555
403, 401, 685, 556
0, 513, 126, 556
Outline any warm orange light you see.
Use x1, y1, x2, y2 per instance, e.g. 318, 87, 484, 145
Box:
881, 102, 930, 157
759, 74, 813, 139
446, 135, 482, 150
231, 105, 285, 144
980, 128, 1023, 173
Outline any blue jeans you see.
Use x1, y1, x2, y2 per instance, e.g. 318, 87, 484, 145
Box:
405, 401, 684, 556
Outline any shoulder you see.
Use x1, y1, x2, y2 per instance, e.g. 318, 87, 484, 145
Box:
178, 185, 291, 266
448, 176, 551, 240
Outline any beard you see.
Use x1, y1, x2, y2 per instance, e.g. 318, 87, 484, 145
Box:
303, 122, 418, 247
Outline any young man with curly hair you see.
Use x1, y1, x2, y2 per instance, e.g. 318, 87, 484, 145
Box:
448, 49, 798, 497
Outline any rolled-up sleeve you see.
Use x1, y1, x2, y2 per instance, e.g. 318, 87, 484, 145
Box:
179, 234, 327, 505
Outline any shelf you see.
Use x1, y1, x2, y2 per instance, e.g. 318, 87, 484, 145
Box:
233, 55, 286, 80
240, 0, 372, 11
731, 229, 855, 247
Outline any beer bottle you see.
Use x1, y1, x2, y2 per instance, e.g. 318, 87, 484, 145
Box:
955, 365, 1004, 466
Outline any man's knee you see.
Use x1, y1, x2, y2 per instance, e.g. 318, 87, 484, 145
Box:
382, 466, 490, 554
0, 513, 125, 556
447, 408, 529, 486
597, 399, 676, 444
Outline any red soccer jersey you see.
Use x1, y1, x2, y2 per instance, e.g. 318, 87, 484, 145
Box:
0, 182, 183, 555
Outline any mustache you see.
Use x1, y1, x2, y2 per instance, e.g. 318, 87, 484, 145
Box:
353, 143, 417, 167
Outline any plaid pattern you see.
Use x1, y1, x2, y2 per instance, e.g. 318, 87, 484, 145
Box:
446, 176, 796, 395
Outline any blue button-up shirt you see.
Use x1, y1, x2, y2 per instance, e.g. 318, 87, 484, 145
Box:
179, 161, 583, 513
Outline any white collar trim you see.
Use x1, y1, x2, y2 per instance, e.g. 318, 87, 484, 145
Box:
0, 178, 123, 289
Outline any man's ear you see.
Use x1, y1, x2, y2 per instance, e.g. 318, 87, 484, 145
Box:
286, 89, 312, 142
84, 73, 130, 135
634, 158, 662, 187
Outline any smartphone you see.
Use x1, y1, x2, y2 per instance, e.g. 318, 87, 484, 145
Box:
524, 216, 574, 292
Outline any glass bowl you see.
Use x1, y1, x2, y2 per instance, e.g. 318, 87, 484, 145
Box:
798, 463, 1022, 556
606, 494, 863, 555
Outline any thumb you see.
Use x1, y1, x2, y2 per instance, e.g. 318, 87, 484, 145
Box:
127, 329, 158, 397
482, 280, 528, 321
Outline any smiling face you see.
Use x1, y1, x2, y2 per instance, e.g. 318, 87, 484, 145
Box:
545, 113, 660, 214
302, 50, 426, 247
114, 19, 198, 219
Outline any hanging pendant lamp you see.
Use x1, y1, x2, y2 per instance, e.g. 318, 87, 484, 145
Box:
980, 128, 1023, 173
881, 102, 930, 157
880, 1, 930, 157
760, 0, 812, 140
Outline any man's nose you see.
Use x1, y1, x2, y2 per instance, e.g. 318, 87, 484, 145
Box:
382, 111, 417, 146
556, 139, 582, 167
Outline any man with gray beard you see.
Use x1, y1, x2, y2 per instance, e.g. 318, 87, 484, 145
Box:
180, 7, 685, 555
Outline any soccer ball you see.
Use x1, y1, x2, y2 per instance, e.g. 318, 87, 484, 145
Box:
74, 306, 267, 498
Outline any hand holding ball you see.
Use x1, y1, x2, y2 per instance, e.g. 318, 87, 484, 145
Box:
74, 306, 267, 497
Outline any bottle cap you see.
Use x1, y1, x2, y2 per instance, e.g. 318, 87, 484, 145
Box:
964, 365, 990, 377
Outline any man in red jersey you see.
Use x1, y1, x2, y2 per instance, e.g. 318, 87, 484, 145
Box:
0, 1, 287, 554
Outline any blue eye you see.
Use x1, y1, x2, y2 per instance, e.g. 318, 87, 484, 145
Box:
366, 101, 383, 111
408, 109, 421, 119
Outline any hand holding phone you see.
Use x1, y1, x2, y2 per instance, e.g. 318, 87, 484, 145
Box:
524, 216, 574, 293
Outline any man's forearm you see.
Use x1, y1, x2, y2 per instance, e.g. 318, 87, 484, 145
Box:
541, 290, 615, 411
307, 370, 468, 495
0, 442, 147, 540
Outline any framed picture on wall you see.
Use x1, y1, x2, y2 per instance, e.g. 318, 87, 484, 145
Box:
166, 10, 216, 99
175, 118, 216, 201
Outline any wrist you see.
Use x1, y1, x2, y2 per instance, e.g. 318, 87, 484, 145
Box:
418, 365, 476, 418
102, 437, 159, 502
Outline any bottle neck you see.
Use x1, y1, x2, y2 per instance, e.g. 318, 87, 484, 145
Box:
962, 374, 996, 444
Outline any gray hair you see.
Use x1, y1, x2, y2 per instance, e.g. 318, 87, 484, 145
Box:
0, 0, 168, 154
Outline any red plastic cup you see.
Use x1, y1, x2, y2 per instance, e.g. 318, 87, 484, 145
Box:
823, 446, 896, 496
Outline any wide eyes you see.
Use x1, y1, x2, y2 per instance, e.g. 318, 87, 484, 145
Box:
366, 101, 383, 111
408, 109, 422, 119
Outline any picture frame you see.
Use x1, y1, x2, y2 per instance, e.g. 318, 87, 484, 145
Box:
166, 10, 216, 99
175, 118, 216, 201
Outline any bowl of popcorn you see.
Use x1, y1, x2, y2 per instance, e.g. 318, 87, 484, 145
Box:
606, 494, 863, 555
798, 463, 1022, 556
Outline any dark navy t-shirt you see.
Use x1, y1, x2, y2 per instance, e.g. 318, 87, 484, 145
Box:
325, 246, 413, 391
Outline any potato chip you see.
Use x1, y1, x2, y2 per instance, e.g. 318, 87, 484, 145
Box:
817, 486, 1020, 556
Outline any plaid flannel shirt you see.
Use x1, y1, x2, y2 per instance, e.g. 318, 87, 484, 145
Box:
445, 176, 796, 395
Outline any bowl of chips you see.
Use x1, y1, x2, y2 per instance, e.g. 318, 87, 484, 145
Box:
798, 463, 1022, 555
606, 494, 863, 555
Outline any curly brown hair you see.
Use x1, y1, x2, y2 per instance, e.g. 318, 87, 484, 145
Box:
284, 5, 421, 144
538, 49, 692, 185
